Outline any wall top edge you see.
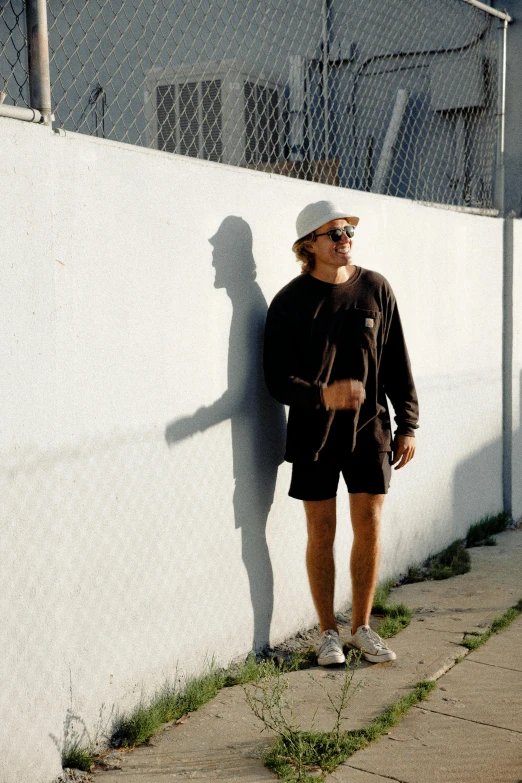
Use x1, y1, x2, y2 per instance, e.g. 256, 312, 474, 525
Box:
1, 116, 512, 221
416, 200, 500, 217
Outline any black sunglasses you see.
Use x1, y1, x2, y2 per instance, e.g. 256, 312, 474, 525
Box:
315, 225, 355, 241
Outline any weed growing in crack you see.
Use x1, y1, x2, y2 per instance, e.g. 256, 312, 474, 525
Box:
306, 650, 363, 740
244, 659, 308, 778
462, 600, 522, 651
246, 668, 436, 782
245, 652, 363, 781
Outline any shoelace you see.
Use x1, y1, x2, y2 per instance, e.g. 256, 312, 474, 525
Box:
358, 626, 388, 650
320, 631, 341, 654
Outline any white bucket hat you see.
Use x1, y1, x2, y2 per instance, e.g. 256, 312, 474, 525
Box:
295, 200, 360, 240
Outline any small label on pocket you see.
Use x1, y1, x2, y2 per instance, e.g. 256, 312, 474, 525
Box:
365, 318, 374, 328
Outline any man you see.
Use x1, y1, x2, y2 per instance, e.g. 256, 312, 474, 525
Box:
263, 201, 418, 665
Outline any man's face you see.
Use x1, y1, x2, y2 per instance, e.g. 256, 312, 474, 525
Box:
309, 218, 353, 272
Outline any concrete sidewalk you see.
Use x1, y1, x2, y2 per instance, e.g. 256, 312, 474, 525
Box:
94, 528, 522, 783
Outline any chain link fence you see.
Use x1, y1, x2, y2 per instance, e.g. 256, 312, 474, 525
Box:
0, 0, 28, 105
1, 0, 503, 208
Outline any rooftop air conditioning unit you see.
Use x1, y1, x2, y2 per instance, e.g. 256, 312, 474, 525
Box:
145, 64, 283, 166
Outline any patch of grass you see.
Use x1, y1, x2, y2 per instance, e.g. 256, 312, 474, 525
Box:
372, 579, 412, 638
425, 539, 471, 580
265, 731, 365, 782
376, 609, 411, 639
111, 702, 165, 748
404, 539, 471, 584
223, 652, 265, 686
272, 648, 318, 674
491, 608, 520, 632
402, 564, 425, 583
263, 680, 436, 781
111, 666, 228, 747
462, 600, 522, 651
401, 512, 510, 587
372, 579, 394, 610
465, 512, 510, 547
62, 744, 94, 771
110, 650, 319, 751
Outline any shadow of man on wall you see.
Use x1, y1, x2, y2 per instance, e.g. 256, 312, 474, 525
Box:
165, 216, 286, 651
453, 368, 522, 525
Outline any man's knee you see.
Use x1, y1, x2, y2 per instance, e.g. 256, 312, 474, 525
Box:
350, 493, 384, 536
304, 498, 337, 546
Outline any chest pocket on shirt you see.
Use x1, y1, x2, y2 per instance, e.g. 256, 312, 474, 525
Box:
338, 308, 380, 347
331, 308, 381, 382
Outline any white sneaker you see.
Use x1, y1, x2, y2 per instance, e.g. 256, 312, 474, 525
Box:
317, 629, 346, 666
349, 625, 396, 663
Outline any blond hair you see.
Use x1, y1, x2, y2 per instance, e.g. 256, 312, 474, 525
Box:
292, 232, 316, 274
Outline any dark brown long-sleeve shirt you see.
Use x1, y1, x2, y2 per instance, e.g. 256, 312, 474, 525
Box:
263, 267, 419, 462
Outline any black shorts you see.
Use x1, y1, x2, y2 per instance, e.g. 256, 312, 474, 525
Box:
288, 451, 392, 501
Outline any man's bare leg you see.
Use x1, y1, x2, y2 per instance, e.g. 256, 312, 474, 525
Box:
303, 498, 337, 633
348, 493, 385, 634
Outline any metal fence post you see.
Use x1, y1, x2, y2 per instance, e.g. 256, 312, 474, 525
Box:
26, 0, 52, 125
502, 211, 515, 520
494, 17, 509, 215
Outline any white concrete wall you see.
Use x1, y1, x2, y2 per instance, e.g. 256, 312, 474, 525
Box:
0, 116, 511, 783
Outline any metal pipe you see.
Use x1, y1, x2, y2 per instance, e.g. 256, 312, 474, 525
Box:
322, 0, 329, 161
372, 89, 409, 194
0, 103, 42, 122
502, 212, 515, 520
26, 0, 52, 126
494, 18, 508, 215
461, 0, 512, 23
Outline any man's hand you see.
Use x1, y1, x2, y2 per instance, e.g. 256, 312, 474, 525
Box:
391, 434, 416, 469
322, 379, 366, 410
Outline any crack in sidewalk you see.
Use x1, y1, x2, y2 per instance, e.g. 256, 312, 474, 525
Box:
411, 704, 522, 734
457, 657, 522, 674
338, 765, 408, 783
